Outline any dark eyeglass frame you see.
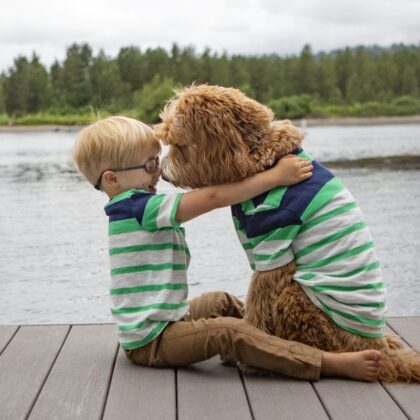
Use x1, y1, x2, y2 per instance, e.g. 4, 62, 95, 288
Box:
94, 156, 160, 190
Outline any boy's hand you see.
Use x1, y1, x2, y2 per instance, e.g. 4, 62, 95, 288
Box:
176, 154, 313, 223
273, 154, 313, 186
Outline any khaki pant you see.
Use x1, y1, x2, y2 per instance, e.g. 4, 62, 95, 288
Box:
125, 291, 322, 380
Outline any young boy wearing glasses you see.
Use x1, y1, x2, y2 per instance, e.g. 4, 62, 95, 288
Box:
72, 116, 380, 381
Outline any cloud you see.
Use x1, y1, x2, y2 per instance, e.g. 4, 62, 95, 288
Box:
1, 0, 419, 72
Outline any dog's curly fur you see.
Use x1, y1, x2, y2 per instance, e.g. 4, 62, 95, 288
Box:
155, 84, 420, 383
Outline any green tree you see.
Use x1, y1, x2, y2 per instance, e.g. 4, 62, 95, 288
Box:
229, 55, 251, 88
50, 60, 65, 108
4, 56, 31, 115
400, 65, 419, 96
0, 74, 6, 114
375, 53, 398, 101
297, 45, 317, 94
335, 47, 353, 101
247, 56, 272, 102
318, 54, 339, 102
90, 50, 128, 109
133, 75, 177, 123
117, 46, 146, 91
27, 53, 51, 112
345, 47, 377, 102
177, 46, 200, 84
143, 47, 171, 83
61, 43, 93, 107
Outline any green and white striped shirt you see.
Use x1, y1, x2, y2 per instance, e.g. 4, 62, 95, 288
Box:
105, 189, 190, 350
232, 148, 386, 338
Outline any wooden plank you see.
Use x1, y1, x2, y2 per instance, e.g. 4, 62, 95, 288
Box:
177, 357, 252, 420
103, 348, 176, 420
29, 325, 118, 420
315, 322, 406, 420
383, 317, 420, 420
387, 317, 420, 348
0, 325, 18, 354
314, 379, 407, 420
243, 374, 328, 420
0, 325, 70, 420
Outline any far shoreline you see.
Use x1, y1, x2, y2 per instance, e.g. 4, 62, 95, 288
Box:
1, 114, 420, 133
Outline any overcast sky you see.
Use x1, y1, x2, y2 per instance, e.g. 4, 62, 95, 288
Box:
1, 0, 420, 72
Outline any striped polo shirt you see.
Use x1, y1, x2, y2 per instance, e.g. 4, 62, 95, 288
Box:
105, 189, 190, 350
231, 148, 386, 338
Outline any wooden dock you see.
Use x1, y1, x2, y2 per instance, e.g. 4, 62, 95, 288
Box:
0, 317, 419, 420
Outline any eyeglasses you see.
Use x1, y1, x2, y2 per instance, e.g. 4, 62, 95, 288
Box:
94, 156, 160, 190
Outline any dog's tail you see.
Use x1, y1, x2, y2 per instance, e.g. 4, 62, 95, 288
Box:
379, 348, 420, 383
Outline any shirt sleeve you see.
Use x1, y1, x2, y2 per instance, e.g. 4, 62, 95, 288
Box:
252, 222, 300, 271
135, 192, 183, 230
233, 204, 301, 271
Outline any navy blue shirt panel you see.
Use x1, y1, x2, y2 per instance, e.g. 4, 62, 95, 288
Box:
105, 191, 153, 225
279, 160, 334, 218
231, 157, 335, 239
130, 191, 154, 225
232, 206, 302, 238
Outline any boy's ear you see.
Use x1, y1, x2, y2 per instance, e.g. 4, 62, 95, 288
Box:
102, 170, 117, 187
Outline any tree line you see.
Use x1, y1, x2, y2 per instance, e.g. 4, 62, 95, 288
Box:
1, 42, 420, 123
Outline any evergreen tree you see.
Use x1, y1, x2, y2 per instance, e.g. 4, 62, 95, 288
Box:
352, 46, 377, 102
143, 47, 171, 83
0, 75, 5, 114
297, 45, 317, 94
117, 46, 146, 91
229, 55, 251, 88
90, 50, 127, 109
210, 52, 230, 86
335, 47, 353, 101
27, 53, 51, 112
61, 43, 93, 108
4, 56, 31, 115
318, 54, 339, 102
401, 65, 419, 96
375, 53, 398, 100
177, 46, 199, 84
247, 56, 272, 102
50, 60, 65, 108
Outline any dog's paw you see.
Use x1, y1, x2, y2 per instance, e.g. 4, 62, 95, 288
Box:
385, 334, 404, 350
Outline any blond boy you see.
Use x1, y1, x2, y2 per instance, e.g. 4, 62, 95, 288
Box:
73, 116, 380, 381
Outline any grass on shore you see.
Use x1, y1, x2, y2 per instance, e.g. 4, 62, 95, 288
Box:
1, 97, 420, 126
0, 112, 113, 126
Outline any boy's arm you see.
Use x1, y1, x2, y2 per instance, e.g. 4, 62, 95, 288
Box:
176, 155, 312, 223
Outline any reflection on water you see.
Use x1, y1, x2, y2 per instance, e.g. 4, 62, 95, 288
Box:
1, 124, 420, 324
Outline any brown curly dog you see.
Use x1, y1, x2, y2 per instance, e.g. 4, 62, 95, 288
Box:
154, 84, 420, 382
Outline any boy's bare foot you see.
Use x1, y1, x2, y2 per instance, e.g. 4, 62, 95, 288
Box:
321, 350, 381, 382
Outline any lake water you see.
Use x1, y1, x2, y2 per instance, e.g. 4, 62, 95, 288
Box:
1, 124, 420, 324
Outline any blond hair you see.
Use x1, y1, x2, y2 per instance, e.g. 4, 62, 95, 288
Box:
73, 116, 161, 187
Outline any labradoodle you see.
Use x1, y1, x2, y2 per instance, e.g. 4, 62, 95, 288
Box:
154, 84, 420, 382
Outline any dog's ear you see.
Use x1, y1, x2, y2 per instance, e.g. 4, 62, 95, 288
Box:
175, 85, 274, 144
154, 100, 188, 146
250, 120, 305, 171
